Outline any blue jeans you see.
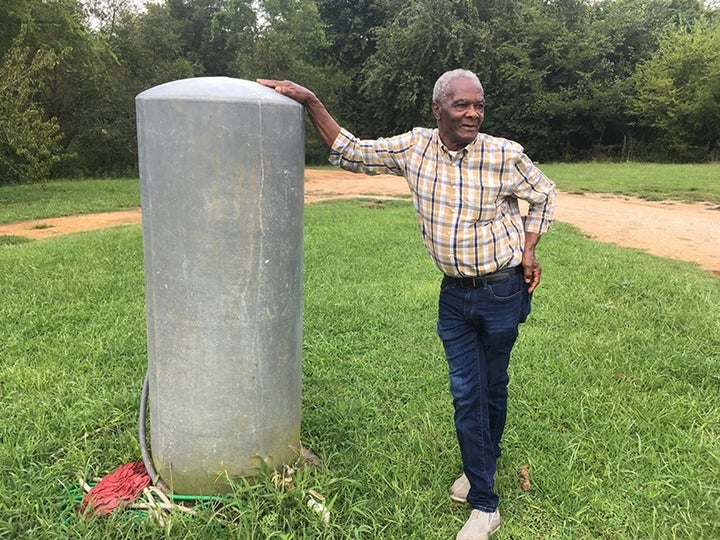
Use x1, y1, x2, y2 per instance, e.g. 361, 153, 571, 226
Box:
437, 272, 531, 512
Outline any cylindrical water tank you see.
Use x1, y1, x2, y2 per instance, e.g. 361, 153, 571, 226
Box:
136, 77, 304, 495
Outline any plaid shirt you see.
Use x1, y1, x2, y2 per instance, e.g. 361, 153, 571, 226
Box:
330, 127, 556, 277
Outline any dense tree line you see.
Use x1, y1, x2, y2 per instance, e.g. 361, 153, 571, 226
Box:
0, 0, 718, 183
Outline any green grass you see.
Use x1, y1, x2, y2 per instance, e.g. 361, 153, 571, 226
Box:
539, 163, 720, 204
0, 178, 140, 224
0, 199, 718, 538
0, 235, 32, 246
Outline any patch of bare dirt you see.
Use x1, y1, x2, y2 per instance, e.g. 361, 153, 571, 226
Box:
551, 191, 720, 274
0, 208, 142, 241
1, 169, 718, 274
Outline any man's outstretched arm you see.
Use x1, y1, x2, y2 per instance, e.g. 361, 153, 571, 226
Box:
256, 79, 340, 148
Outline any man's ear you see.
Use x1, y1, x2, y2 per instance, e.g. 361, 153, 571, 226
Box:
432, 102, 441, 120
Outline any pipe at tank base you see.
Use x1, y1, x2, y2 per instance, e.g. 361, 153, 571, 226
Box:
138, 371, 165, 489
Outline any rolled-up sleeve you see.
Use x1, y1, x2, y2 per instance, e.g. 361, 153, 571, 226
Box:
329, 128, 411, 176
514, 154, 556, 234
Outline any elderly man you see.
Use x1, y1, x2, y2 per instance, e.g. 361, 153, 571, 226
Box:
258, 69, 556, 540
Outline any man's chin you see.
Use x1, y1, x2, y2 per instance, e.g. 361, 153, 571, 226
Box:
459, 133, 478, 145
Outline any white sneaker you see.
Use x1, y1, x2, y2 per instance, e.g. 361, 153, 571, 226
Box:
449, 473, 470, 503
456, 509, 501, 540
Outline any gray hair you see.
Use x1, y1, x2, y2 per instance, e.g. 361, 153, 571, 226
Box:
432, 69, 483, 103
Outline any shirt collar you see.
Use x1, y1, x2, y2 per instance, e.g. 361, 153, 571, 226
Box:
436, 131, 479, 161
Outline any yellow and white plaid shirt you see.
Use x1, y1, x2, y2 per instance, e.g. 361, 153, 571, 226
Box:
330, 127, 556, 277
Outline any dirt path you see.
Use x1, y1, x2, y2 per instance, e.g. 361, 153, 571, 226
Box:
2, 169, 718, 274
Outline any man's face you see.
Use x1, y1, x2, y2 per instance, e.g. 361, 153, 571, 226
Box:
432, 77, 485, 151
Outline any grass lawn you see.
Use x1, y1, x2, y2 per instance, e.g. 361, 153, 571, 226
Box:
538, 163, 720, 204
0, 178, 141, 224
0, 199, 718, 538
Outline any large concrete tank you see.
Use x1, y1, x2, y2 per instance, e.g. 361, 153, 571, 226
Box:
136, 77, 304, 494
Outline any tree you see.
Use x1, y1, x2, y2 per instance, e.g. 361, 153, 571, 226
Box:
81, 0, 137, 34
240, 0, 330, 80
78, 3, 200, 175
630, 19, 720, 160
212, 0, 257, 74
505, 0, 616, 159
236, 0, 344, 162
360, 0, 717, 161
316, 0, 385, 70
0, 30, 66, 183
165, 0, 239, 75
0, 0, 135, 177
315, 0, 388, 135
